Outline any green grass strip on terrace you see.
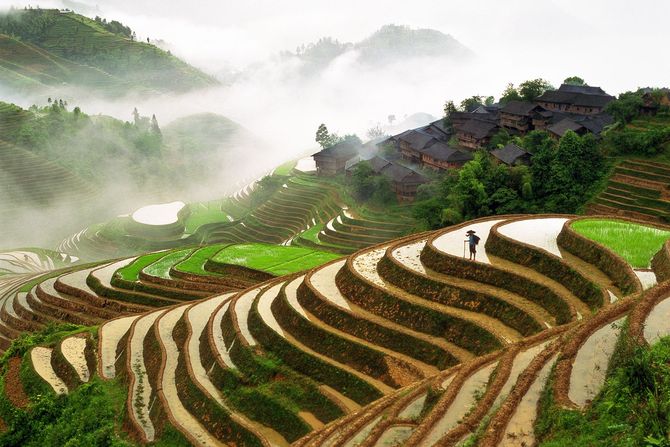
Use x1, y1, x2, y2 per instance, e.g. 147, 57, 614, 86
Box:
173, 244, 229, 275
114, 250, 168, 282
184, 201, 234, 234
211, 243, 341, 275
273, 160, 298, 176
571, 218, 670, 268
142, 248, 194, 280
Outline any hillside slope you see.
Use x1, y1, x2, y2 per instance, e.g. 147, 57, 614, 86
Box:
0, 214, 667, 445
0, 8, 216, 94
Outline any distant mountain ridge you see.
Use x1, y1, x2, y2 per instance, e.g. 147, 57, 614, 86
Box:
0, 8, 217, 95
289, 24, 472, 72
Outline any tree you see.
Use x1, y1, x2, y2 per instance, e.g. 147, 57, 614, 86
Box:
485, 96, 495, 106
132, 107, 140, 126
443, 100, 459, 129
315, 123, 333, 149
460, 96, 483, 112
518, 78, 553, 102
366, 124, 385, 140
563, 76, 586, 86
150, 114, 162, 137
606, 91, 644, 124
499, 83, 522, 104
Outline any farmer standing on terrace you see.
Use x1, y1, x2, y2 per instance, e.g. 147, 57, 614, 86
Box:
466, 230, 480, 261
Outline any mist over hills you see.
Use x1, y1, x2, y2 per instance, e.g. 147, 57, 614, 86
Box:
0, 8, 216, 95
274, 24, 472, 77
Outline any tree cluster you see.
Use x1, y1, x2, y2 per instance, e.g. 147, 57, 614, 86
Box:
413, 130, 606, 228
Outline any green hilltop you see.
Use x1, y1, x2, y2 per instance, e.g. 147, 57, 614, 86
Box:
0, 8, 217, 94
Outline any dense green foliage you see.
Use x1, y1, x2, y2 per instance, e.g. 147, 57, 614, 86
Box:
538, 337, 670, 447
0, 8, 214, 93
3, 101, 165, 186
571, 219, 670, 268
413, 130, 605, 228
348, 161, 397, 206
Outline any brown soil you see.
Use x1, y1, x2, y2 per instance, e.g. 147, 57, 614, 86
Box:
4, 357, 29, 408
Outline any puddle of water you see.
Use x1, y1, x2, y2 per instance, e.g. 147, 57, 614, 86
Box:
432, 220, 504, 264
424, 362, 498, 446
497, 218, 568, 258
569, 318, 624, 407
501, 354, 557, 446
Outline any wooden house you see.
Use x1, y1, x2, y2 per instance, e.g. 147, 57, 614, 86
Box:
420, 142, 473, 170
456, 118, 499, 149
500, 101, 544, 132
490, 143, 531, 166
312, 141, 360, 176
535, 84, 613, 115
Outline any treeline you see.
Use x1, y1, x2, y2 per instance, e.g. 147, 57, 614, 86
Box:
413, 130, 605, 228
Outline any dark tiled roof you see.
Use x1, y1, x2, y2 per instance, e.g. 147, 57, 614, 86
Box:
421, 142, 474, 163
312, 141, 360, 159
558, 84, 608, 96
398, 130, 437, 150
501, 100, 542, 116
490, 143, 530, 165
547, 118, 585, 137
420, 123, 452, 140
368, 156, 392, 172
429, 119, 451, 133
458, 118, 499, 139
536, 90, 613, 108
380, 163, 427, 184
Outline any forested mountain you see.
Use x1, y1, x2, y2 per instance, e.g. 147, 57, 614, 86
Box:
0, 8, 216, 94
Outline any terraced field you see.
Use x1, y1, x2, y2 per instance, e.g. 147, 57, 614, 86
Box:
59, 169, 416, 261
5, 214, 670, 445
0, 103, 98, 227
588, 159, 670, 223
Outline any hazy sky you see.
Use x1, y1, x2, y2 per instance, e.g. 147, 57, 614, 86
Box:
3, 0, 669, 177
0, 0, 668, 247
3, 0, 669, 148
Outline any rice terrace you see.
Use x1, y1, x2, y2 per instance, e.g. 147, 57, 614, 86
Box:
1, 1, 670, 446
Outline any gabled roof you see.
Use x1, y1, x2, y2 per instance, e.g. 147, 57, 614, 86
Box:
501, 100, 543, 116
536, 90, 613, 108
490, 143, 530, 165
419, 123, 452, 140
380, 163, 427, 184
421, 142, 474, 163
458, 118, 499, 139
312, 141, 360, 159
558, 84, 608, 96
397, 130, 438, 150
368, 156, 392, 172
547, 118, 585, 137
429, 119, 451, 134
